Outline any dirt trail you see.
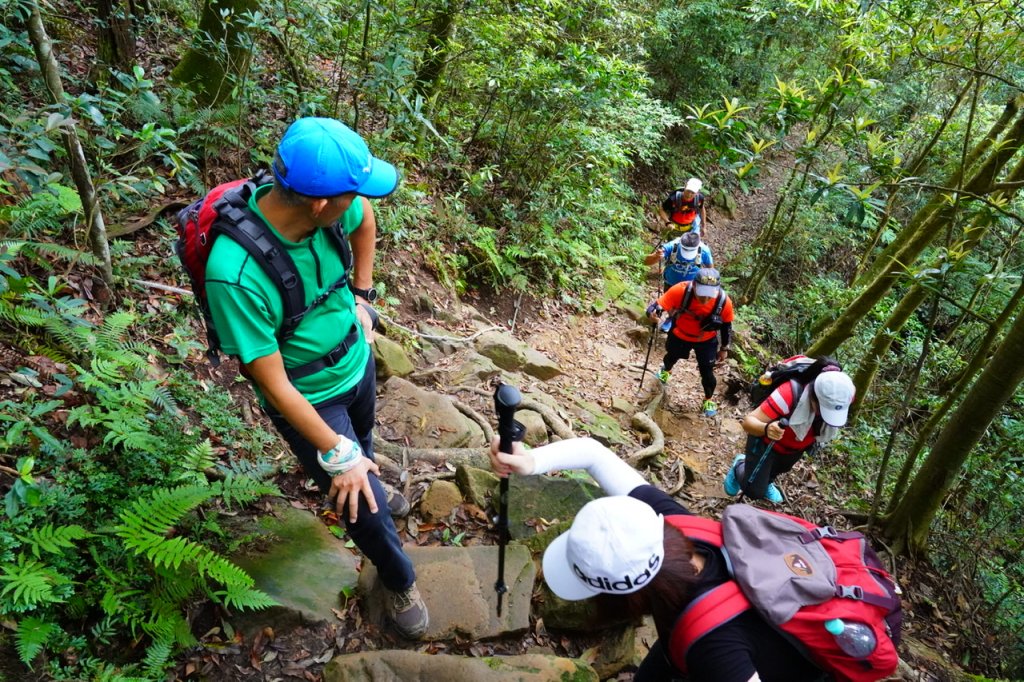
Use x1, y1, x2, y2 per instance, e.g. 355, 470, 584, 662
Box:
507, 157, 797, 516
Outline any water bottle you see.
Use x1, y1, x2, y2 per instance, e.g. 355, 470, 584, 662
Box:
758, 371, 773, 387
318, 434, 363, 474
825, 619, 876, 658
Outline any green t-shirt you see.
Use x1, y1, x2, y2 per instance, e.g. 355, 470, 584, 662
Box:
205, 185, 370, 405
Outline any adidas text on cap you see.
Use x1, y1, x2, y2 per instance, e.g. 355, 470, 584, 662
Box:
272, 117, 399, 198
542, 496, 665, 601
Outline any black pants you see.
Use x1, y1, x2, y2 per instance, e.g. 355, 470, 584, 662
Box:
738, 435, 807, 499
662, 333, 718, 399
267, 354, 416, 592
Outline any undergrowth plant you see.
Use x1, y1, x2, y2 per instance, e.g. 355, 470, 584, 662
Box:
0, 256, 280, 680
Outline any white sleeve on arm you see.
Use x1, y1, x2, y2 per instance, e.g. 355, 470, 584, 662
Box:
528, 437, 647, 496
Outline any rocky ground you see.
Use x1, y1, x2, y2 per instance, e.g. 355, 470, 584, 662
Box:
162, 152, 960, 681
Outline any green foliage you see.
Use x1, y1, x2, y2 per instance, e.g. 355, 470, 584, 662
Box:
14, 616, 58, 668
0, 256, 281, 677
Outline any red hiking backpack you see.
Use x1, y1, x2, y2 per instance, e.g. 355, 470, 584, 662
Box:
667, 506, 902, 682
174, 174, 354, 379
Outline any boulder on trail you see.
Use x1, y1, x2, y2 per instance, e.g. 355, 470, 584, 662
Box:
455, 465, 500, 508
322, 650, 598, 682
229, 501, 359, 633
376, 377, 484, 448
508, 474, 603, 541
475, 330, 562, 380
419, 479, 463, 522
357, 545, 535, 641
373, 335, 415, 379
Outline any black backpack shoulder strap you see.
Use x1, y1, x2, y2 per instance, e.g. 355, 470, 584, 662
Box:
680, 281, 695, 312
326, 222, 354, 274
211, 179, 307, 342
712, 290, 726, 316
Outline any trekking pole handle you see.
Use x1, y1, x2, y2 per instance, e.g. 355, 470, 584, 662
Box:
766, 417, 789, 439
493, 382, 525, 617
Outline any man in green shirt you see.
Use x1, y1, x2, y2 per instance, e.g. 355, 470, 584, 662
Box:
205, 117, 428, 639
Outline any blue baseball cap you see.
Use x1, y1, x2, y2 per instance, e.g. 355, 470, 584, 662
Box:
272, 117, 399, 198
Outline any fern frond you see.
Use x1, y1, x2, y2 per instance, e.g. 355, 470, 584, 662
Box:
181, 439, 216, 474
98, 311, 137, 345
216, 583, 278, 612
0, 555, 70, 609
150, 384, 178, 413
18, 524, 91, 558
0, 303, 51, 328
140, 629, 173, 678
14, 616, 57, 666
219, 472, 281, 508
116, 485, 215, 540
0, 240, 98, 265
195, 551, 254, 588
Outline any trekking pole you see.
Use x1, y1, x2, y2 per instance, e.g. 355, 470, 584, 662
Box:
493, 382, 525, 617
637, 321, 659, 395
738, 417, 789, 503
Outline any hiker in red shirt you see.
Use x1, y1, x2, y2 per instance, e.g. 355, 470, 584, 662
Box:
724, 365, 855, 503
646, 268, 733, 417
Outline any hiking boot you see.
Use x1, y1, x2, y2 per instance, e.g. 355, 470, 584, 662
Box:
702, 399, 717, 417
390, 582, 429, 639
383, 483, 410, 519
657, 367, 671, 384
723, 454, 745, 496
765, 483, 784, 504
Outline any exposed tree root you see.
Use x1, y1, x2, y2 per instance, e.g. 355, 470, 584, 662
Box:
374, 437, 491, 470
627, 412, 664, 467
451, 397, 494, 442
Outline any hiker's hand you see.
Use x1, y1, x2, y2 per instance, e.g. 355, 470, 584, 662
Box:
489, 436, 535, 477
328, 457, 382, 523
355, 301, 375, 343
716, 349, 728, 365
765, 420, 785, 441
646, 302, 663, 322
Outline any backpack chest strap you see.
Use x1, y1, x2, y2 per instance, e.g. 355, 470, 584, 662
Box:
285, 324, 361, 381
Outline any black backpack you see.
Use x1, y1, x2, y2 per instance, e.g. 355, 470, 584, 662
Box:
174, 174, 356, 381
676, 283, 727, 331
749, 355, 842, 407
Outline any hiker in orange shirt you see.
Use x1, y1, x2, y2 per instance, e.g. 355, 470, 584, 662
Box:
646, 268, 733, 417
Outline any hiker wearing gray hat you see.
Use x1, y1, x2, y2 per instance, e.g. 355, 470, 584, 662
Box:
646, 268, 733, 417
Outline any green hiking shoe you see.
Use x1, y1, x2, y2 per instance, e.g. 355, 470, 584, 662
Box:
657, 367, 671, 384
703, 399, 717, 417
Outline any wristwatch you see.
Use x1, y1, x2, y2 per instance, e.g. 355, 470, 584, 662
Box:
350, 285, 378, 303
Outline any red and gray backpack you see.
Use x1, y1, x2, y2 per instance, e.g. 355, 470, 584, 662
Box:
667, 506, 902, 682
174, 174, 355, 380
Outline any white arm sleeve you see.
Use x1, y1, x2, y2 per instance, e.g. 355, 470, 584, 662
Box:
528, 437, 647, 496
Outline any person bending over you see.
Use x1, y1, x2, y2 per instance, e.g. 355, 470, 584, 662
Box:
489, 437, 831, 682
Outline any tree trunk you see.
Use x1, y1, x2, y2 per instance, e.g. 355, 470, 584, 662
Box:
413, 0, 458, 101
25, 0, 113, 285
808, 105, 1024, 356
170, 0, 259, 106
855, 95, 1020, 287
93, 0, 136, 80
850, 149, 1024, 404
892, 273, 1024, 504
882, 300, 1024, 556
